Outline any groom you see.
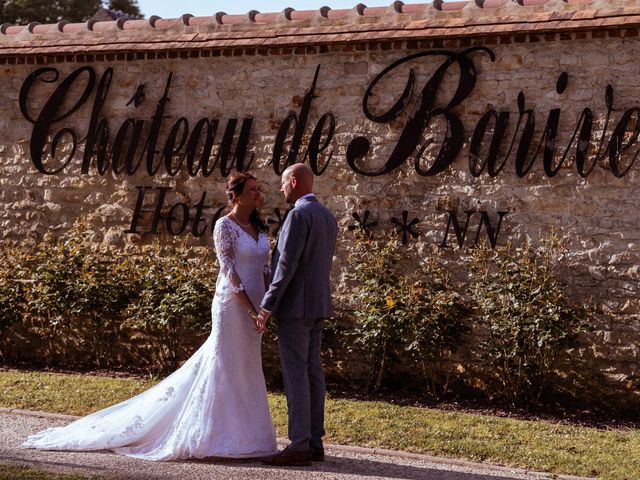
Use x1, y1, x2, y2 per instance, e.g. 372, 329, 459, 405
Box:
257, 163, 337, 467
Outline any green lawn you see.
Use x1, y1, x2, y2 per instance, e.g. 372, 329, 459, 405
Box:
1, 369, 637, 479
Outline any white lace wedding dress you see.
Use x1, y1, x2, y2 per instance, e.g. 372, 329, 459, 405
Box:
22, 216, 278, 461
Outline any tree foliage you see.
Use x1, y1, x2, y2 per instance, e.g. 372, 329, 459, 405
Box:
0, 0, 142, 25
107, 0, 141, 17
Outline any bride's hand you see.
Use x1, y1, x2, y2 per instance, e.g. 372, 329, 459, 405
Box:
251, 311, 268, 333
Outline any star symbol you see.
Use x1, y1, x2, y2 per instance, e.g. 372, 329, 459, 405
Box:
391, 210, 420, 245
348, 210, 378, 237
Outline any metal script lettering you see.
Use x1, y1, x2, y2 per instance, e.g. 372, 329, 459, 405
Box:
19, 67, 254, 178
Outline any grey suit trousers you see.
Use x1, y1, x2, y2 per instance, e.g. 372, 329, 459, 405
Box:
277, 316, 325, 452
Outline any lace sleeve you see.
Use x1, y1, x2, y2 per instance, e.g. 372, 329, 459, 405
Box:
213, 218, 245, 294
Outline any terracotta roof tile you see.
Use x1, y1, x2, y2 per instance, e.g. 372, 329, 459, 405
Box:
152, 18, 178, 29
254, 13, 280, 23
561, 9, 587, 20
326, 8, 352, 19
402, 3, 431, 14
526, 12, 556, 22
1, 1, 640, 57
3, 25, 24, 35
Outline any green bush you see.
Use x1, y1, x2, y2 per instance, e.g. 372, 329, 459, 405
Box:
17, 225, 141, 367
22, 230, 86, 364
70, 250, 140, 368
346, 235, 469, 396
0, 223, 614, 412
319, 299, 358, 385
347, 236, 409, 392
404, 253, 470, 399
125, 240, 217, 373
0, 223, 218, 372
0, 245, 25, 360
469, 239, 589, 405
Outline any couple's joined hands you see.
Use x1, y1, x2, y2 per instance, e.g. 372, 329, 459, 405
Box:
251, 309, 271, 333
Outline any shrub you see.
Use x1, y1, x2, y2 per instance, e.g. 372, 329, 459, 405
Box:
0, 245, 25, 360
70, 250, 140, 368
125, 240, 217, 373
347, 236, 409, 392
22, 225, 141, 367
22, 230, 86, 364
346, 234, 469, 396
0, 224, 218, 372
469, 238, 588, 405
404, 252, 470, 399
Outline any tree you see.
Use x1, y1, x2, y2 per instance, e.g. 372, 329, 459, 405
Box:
108, 0, 141, 18
0, 0, 143, 25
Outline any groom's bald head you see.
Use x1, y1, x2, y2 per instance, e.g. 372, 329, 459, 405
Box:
281, 163, 314, 203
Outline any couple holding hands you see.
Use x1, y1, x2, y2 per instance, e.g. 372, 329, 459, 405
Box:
23, 163, 338, 467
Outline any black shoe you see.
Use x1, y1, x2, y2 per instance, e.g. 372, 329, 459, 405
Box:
261, 446, 312, 466
311, 446, 325, 462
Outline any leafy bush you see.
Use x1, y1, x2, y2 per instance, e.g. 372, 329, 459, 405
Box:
318, 298, 358, 385
346, 234, 468, 396
0, 223, 218, 372
404, 253, 470, 399
0, 245, 25, 360
70, 250, 140, 368
17, 225, 141, 367
0, 222, 613, 412
22, 230, 86, 364
125, 240, 217, 373
469, 239, 588, 405
347, 236, 409, 391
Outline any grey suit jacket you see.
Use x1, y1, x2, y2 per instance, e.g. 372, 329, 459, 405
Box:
261, 195, 337, 320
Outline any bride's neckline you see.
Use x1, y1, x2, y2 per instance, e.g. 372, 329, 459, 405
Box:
230, 211, 250, 228
225, 215, 260, 243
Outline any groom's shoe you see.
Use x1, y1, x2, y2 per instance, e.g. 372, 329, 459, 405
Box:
262, 446, 312, 466
311, 446, 325, 462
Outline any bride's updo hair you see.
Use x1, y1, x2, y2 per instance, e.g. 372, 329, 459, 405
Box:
225, 172, 267, 232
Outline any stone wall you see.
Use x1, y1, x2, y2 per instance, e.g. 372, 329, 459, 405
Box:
0, 31, 639, 405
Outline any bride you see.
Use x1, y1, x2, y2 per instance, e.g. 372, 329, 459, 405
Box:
22, 172, 278, 461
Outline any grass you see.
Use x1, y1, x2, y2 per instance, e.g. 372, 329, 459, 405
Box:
1, 369, 638, 479
0, 369, 155, 416
0, 464, 96, 479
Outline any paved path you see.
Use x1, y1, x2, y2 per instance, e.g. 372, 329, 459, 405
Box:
0, 410, 592, 480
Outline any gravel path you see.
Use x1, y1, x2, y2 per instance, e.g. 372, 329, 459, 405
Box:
0, 410, 593, 480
